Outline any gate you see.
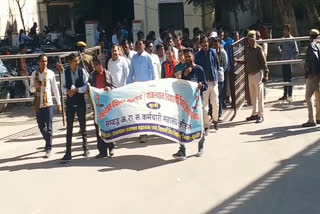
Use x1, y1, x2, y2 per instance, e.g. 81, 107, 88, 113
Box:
230, 37, 247, 119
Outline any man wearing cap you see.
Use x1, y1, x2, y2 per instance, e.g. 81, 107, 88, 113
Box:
302, 29, 320, 127
235, 30, 269, 123
77, 41, 94, 74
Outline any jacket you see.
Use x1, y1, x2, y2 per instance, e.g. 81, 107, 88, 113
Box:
305, 42, 320, 78
195, 48, 220, 83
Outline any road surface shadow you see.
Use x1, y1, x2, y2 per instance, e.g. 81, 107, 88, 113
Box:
205, 139, 320, 214
240, 125, 320, 142
0, 154, 178, 172
270, 100, 306, 112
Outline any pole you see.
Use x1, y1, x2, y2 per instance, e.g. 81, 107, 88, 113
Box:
58, 57, 66, 126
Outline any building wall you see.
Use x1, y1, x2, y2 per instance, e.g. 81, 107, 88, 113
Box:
134, 0, 204, 38
183, 3, 203, 34
134, 0, 160, 37
0, 0, 41, 39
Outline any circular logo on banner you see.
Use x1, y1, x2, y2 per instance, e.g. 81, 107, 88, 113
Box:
146, 102, 161, 110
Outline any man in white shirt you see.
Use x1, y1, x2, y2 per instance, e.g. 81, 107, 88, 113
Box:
108, 45, 129, 88
30, 54, 61, 158
121, 40, 137, 66
145, 41, 161, 79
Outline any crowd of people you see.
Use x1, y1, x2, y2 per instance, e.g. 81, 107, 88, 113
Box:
26, 23, 320, 162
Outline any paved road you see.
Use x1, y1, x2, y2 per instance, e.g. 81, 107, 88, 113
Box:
1, 79, 320, 214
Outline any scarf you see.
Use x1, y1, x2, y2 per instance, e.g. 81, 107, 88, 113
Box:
165, 58, 177, 78
33, 70, 49, 112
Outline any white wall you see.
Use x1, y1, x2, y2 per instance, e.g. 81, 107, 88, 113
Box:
0, 0, 41, 39
133, 0, 204, 38
184, 2, 203, 34
134, 0, 160, 37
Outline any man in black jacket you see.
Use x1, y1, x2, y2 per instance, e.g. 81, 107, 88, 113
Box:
89, 57, 115, 158
302, 29, 320, 127
59, 53, 89, 162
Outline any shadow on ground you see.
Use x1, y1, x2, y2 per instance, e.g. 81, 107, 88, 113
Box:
205, 139, 320, 214
240, 125, 320, 142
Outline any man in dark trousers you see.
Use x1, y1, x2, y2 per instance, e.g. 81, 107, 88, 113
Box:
59, 53, 89, 162
89, 57, 115, 158
30, 54, 61, 158
172, 48, 208, 160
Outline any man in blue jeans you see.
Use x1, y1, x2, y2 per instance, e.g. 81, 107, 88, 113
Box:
173, 48, 208, 160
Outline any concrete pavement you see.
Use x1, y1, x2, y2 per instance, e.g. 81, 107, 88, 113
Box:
1, 78, 320, 214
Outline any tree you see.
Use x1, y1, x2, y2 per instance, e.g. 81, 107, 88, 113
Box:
185, 0, 248, 30
15, 0, 26, 32
186, 0, 320, 35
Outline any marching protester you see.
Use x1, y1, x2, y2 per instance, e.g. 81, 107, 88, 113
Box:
121, 39, 137, 66
29, 54, 61, 158
58, 53, 90, 162
182, 28, 192, 48
195, 35, 220, 132
89, 57, 115, 158
173, 48, 208, 160
156, 44, 166, 64
212, 37, 229, 121
127, 40, 156, 144
174, 49, 188, 78
161, 46, 177, 78
154, 29, 167, 49
145, 41, 161, 79
107, 45, 129, 88
126, 40, 156, 84
276, 24, 299, 102
192, 36, 201, 53
163, 35, 178, 60
302, 29, 320, 127
235, 30, 269, 123
173, 34, 185, 50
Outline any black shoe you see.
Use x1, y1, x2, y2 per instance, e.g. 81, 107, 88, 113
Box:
95, 153, 108, 159
61, 153, 72, 163
213, 121, 219, 130
278, 96, 287, 101
246, 115, 259, 121
317, 120, 320, 124
256, 117, 264, 123
172, 149, 186, 160
109, 148, 114, 157
83, 149, 90, 158
302, 122, 316, 127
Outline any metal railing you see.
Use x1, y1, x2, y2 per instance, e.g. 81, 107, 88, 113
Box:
0, 46, 101, 125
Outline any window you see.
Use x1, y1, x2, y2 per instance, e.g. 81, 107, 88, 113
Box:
159, 3, 184, 30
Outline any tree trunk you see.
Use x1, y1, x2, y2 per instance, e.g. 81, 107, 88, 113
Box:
232, 8, 240, 30
16, 0, 26, 32
275, 0, 298, 36
305, 2, 320, 30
